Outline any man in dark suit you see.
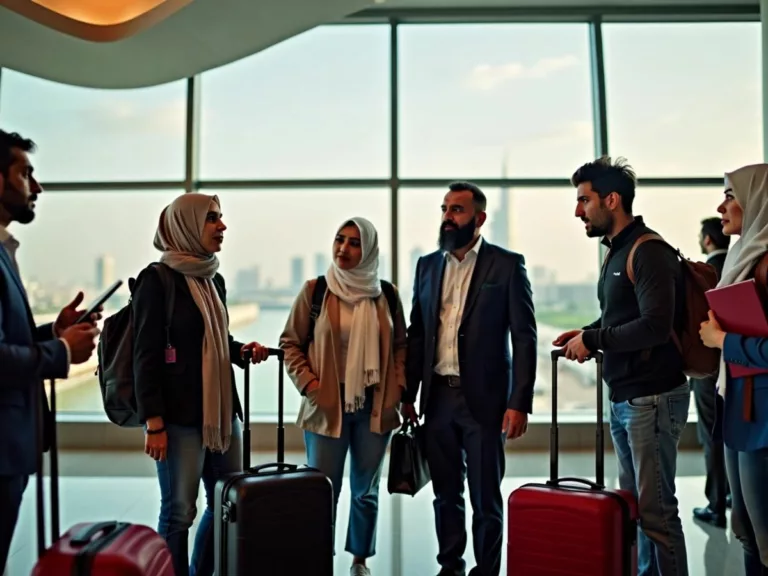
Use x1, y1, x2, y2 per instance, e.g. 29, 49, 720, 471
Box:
692, 216, 731, 528
402, 182, 537, 576
0, 130, 100, 573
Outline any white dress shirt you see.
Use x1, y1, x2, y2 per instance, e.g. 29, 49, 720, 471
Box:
0, 225, 71, 372
434, 235, 483, 377
0, 225, 21, 273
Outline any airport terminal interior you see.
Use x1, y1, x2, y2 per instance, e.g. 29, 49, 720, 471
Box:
1, 0, 767, 574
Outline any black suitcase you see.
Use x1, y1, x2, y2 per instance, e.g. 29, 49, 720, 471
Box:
214, 347, 334, 575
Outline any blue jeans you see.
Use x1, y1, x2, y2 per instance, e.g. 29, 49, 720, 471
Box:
155, 419, 242, 576
725, 447, 768, 575
610, 383, 690, 576
303, 394, 391, 559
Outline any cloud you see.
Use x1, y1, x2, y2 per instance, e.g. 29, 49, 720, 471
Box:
82, 97, 187, 136
467, 55, 579, 91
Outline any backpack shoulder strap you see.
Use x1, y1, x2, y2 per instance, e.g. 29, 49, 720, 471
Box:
626, 233, 667, 284
150, 263, 175, 334
380, 280, 398, 319
305, 276, 327, 349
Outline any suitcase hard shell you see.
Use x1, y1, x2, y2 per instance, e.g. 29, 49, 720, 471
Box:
32, 376, 173, 576
214, 348, 334, 575
32, 522, 173, 576
507, 349, 639, 576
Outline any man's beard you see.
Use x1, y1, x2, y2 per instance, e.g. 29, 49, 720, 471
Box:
2, 184, 35, 224
438, 219, 477, 251
582, 210, 612, 238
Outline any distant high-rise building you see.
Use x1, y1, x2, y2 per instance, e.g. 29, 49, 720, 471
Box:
95, 255, 115, 290
290, 257, 305, 291
490, 154, 511, 249
314, 252, 329, 277
235, 266, 261, 296
409, 247, 423, 283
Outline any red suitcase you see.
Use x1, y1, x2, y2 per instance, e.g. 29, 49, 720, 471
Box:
31, 378, 174, 576
506, 349, 639, 576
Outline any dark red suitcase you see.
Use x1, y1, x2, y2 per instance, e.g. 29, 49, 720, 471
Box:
507, 349, 639, 576
214, 348, 334, 575
31, 378, 173, 576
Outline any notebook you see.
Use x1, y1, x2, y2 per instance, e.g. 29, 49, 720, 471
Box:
705, 279, 768, 378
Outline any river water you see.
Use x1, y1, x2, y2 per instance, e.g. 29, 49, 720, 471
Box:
55, 308, 595, 419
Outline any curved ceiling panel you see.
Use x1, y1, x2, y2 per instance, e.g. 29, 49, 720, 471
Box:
0, 0, 371, 88
0, 0, 193, 42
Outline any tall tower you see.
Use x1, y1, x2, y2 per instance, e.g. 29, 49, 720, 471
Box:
290, 257, 304, 291
95, 255, 115, 290
314, 252, 329, 277
491, 153, 511, 249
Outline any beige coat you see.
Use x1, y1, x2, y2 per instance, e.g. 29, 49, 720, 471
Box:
279, 278, 407, 438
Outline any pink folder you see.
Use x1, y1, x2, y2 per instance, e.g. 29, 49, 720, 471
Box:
705, 279, 768, 378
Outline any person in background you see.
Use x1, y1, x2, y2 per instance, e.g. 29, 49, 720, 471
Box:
280, 217, 406, 576
555, 156, 689, 576
0, 130, 101, 575
692, 216, 731, 528
699, 163, 768, 576
403, 182, 537, 576
132, 193, 269, 576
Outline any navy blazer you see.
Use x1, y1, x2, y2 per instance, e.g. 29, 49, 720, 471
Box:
404, 240, 538, 428
0, 244, 68, 476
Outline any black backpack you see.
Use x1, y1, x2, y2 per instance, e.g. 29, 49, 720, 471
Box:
304, 276, 397, 351
97, 263, 175, 427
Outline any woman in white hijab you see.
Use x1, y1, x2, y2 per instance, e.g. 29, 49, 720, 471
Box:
280, 217, 407, 576
699, 164, 768, 575
133, 193, 269, 576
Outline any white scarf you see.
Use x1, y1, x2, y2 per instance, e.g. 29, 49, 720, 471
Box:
325, 217, 382, 413
715, 164, 768, 398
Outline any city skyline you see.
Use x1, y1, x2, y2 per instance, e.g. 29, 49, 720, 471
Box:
0, 18, 750, 422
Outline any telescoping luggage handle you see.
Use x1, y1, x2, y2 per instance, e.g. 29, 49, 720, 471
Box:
549, 349, 604, 488
38, 379, 124, 560
242, 347, 286, 471
36, 375, 64, 559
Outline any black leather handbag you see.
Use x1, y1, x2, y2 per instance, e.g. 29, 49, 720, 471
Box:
387, 419, 431, 496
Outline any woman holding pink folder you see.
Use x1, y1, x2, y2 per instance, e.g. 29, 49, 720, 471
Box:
700, 163, 768, 576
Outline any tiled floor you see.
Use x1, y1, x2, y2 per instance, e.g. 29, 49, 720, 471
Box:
7, 450, 743, 575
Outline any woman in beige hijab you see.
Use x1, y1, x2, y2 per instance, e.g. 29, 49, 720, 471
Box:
132, 193, 268, 576
699, 164, 768, 575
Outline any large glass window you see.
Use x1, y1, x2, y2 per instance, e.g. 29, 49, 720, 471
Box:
0, 71, 186, 181
632, 187, 725, 266
603, 22, 762, 177
12, 191, 183, 413
398, 186, 601, 416
208, 189, 391, 418
200, 25, 390, 180
399, 23, 595, 178
1, 14, 760, 426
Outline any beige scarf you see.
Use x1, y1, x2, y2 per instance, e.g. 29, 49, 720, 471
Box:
715, 164, 768, 399
153, 193, 233, 452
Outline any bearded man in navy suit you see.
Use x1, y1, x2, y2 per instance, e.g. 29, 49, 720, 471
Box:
402, 181, 538, 576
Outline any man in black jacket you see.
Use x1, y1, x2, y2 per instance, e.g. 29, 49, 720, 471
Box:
554, 156, 689, 576
692, 217, 730, 528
